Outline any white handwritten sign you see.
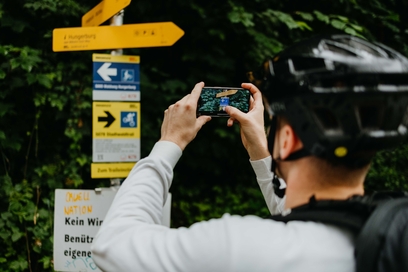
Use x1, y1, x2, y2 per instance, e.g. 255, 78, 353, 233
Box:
53, 189, 115, 272
54, 188, 172, 271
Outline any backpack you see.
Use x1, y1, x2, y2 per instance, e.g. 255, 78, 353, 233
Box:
270, 192, 408, 272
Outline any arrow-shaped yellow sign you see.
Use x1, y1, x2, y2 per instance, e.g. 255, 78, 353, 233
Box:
216, 89, 239, 97
82, 0, 131, 27
52, 22, 184, 52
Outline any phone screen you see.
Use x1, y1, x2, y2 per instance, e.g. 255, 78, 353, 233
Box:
197, 87, 251, 117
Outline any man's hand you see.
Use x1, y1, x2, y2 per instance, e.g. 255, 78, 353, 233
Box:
160, 82, 212, 150
225, 83, 270, 160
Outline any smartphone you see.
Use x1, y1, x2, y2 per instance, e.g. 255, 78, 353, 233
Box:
197, 87, 251, 117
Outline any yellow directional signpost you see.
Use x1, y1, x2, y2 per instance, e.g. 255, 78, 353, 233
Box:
52, 22, 184, 52
51, 0, 184, 179
82, 0, 131, 27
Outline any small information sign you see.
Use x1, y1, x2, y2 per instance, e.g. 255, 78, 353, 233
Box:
92, 101, 141, 163
93, 54, 140, 101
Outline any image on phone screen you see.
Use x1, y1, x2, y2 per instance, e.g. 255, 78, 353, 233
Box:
197, 87, 250, 117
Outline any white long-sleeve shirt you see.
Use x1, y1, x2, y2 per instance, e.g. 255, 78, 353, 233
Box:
91, 141, 355, 272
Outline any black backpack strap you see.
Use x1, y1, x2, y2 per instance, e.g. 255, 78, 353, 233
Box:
355, 197, 408, 272
403, 218, 408, 272
268, 192, 408, 272
270, 196, 373, 234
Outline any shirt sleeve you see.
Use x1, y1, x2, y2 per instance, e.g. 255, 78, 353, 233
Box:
249, 156, 286, 215
91, 141, 231, 272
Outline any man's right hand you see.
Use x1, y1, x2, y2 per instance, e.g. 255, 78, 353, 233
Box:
160, 82, 212, 151
225, 83, 270, 160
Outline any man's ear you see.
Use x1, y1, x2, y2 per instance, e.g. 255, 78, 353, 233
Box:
278, 124, 303, 160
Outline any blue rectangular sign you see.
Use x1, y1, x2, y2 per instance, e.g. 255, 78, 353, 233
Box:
92, 54, 140, 101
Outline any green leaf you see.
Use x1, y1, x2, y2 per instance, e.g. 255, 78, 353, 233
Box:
349, 23, 364, 32
34, 93, 46, 107
21, 63, 33, 72
227, 6, 255, 27
1, 212, 12, 220
296, 11, 314, 21
76, 156, 88, 166
296, 21, 313, 31
39, 256, 51, 268
9, 258, 28, 270
313, 10, 330, 24
344, 27, 357, 36
37, 74, 53, 89
208, 29, 226, 41
385, 13, 399, 22
269, 10, 299, 29
0, 231, 9, 240
24, 1, 57, 12
11, 231, 22, 242
10, 59, 20, 70
331, 19, 347, 30
335, 15, 349, 22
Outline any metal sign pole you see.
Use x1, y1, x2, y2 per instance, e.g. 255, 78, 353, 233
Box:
110, 10, 124, 188
110, 10, 124, 56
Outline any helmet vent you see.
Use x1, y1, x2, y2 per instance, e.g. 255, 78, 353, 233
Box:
331, 36, 388, 58
324, 42, 358, 57
291, 58, 327, 72
312, 107, 342, 135
356, 104, 384, 129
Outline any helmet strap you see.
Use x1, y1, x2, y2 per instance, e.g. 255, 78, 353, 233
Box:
284, 148, 310, 161
268, 117, 310, 198
269, 117, 287, 198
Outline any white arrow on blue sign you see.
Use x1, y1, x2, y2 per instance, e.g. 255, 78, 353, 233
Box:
97, 63, 118, 81
93, 54, 140, 101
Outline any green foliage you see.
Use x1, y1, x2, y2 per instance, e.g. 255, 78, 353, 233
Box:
366, 143, 408, 192
1, 0, 408, 270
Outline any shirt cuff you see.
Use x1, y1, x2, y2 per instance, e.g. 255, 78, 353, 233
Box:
149, 141, 183, 169
249, 156, 273, 181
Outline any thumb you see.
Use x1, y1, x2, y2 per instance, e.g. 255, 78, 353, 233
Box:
196, 116, 212, 129
225, 106, 245, 121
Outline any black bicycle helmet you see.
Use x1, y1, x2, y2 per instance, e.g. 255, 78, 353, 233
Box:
250, 34, 408, 168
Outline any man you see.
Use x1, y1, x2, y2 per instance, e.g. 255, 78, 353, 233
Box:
91, 34, 408, 271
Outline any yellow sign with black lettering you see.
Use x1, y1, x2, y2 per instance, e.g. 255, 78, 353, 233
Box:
52, 22, 184, 52
93, 102, 140, 138
92, 102, 141, 165
91, 162, 135, 178
82, 0, 131, 27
